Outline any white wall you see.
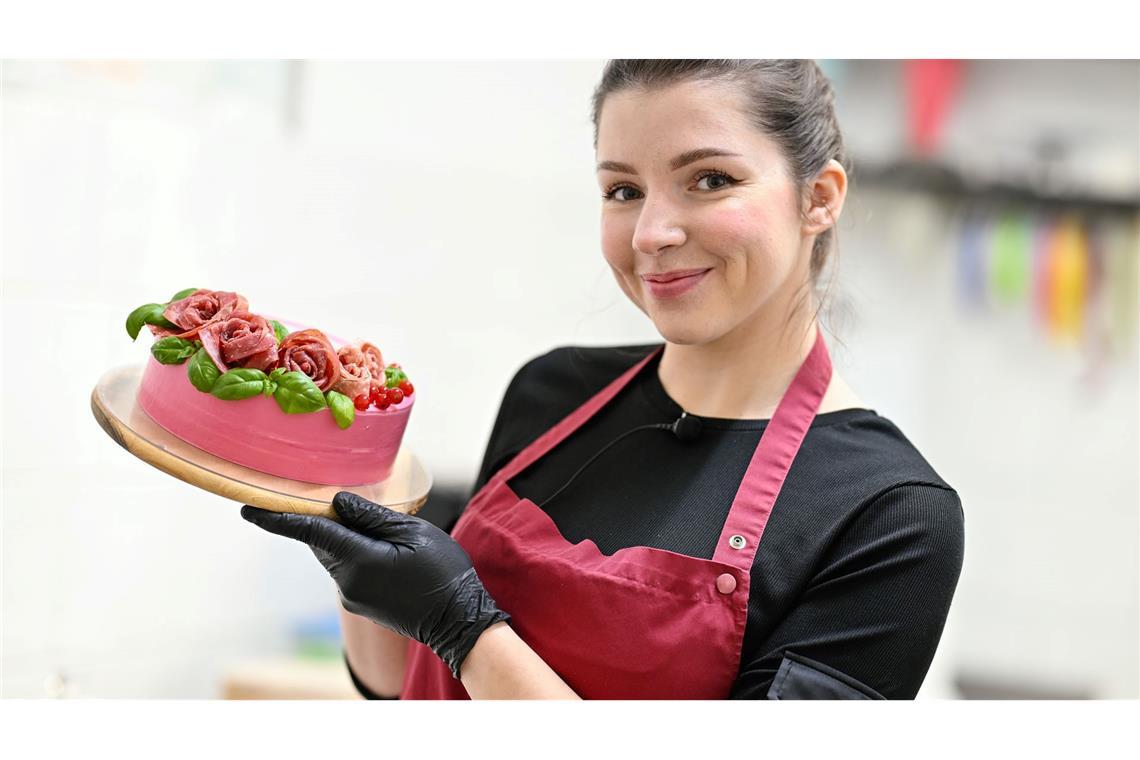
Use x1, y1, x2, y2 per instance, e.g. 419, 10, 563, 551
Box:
3, 60, 1137, 698
2, 60, 653, 698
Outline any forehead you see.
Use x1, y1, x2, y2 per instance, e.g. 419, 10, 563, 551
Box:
596, 79, 771, 162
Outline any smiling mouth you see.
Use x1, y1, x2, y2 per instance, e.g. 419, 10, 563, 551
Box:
640, 268, 712, 283
639, 268, 711, 299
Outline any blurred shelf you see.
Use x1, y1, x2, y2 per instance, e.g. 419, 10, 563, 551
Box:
854, 158, 1140, 214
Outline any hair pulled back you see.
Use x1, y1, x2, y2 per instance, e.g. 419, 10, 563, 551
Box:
590, 60, 848, 305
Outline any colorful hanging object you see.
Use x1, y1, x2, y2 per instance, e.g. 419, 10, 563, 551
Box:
1104, 216, 1140, 355
956, 210, 988, 309
989, 210, 1032, 306
1030, 216, 1055, 330
904, 59, 965, 156
1041, 215, 1091, 343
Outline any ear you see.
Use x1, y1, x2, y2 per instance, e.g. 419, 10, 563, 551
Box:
801, 159, 847, 236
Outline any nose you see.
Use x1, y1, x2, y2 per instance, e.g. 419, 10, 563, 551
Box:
631, 193, 686, 256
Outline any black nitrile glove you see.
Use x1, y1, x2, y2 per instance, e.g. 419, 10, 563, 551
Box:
241, 491, 510, 680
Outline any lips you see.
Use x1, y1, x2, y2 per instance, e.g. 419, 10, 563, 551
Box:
640, 268, 711, 299
640, 268, 712, 283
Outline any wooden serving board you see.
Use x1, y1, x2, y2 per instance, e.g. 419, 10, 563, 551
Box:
91, 365, 431, 519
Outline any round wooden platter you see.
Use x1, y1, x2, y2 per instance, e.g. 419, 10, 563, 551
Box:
91, 364, 432, 519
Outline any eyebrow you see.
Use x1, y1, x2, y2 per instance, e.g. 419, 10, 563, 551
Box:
596, 147, 743, 174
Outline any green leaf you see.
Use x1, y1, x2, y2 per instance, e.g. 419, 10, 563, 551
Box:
263, 380, 278, 398
269, 367, 287, 382
168, 288, 198, 303
384, 365, 409, 389
126, 303, 163, 340
270, 320, 289, 343
325, 390, 355, 430
187, 348, 222, 392
211, 368, 271, 401
150, 336, 198, 365
126, 302, 182, 341
272, 371, 328, 414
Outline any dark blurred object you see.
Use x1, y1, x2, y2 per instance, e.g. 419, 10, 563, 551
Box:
954, 669, 1095, 699
856, 158, 1140, 213
411, 481, 471, 531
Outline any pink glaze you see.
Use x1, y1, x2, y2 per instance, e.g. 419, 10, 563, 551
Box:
136, 316, 413, 486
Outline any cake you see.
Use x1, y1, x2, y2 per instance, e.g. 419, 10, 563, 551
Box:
127, 288, 414, 486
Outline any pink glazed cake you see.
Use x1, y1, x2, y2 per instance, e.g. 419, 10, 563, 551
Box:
133, 302, 413, 486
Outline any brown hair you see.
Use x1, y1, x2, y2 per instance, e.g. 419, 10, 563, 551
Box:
590, 60, 849, 332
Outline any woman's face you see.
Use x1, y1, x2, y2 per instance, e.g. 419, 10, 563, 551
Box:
595, 80, 814, 347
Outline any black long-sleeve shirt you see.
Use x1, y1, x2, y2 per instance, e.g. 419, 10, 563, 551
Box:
348, 344, 964, 699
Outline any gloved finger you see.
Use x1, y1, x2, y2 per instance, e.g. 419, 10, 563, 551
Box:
332, 491, 423, 542
310, 545, 336, 572
241, 505, 363, 558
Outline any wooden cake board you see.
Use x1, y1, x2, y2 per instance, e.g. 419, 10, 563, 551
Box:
91, 365, 432, 519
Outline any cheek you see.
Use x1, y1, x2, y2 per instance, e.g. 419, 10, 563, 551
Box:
600, 215, 634, 271
699, 196, 789, 249
699, 196, 799, 278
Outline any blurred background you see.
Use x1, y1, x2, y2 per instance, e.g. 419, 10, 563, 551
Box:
2, 59, 1137, 699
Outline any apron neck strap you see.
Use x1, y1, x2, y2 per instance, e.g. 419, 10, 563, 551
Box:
713, 327, 832, 567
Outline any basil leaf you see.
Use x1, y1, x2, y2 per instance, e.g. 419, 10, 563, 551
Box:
272, 370, 328, 414
211, 368, 270, 401
187, 347, 222, 392
326, 390, 355, 430
263, 380, 278, 398
384, 365, 408, 389
151, 336, 198, 365
126, 303, 165, 340
269, 367, 287, 382
168, 288, 198, 303
271, 320, 289, 343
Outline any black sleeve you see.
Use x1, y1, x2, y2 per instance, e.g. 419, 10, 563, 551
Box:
731, 483, 965, 700
343, 649, 399, 700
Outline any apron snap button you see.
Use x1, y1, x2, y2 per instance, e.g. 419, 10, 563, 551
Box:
716, 573, 737, 594
729, 534, 747, 550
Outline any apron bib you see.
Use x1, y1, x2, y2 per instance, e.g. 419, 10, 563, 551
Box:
402, 329, 832, 698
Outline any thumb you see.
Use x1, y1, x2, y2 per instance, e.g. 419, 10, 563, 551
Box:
332, 491, 420, 541
241, 505, 361, 557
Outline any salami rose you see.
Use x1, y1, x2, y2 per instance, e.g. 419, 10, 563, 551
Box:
197, 311, 279, 373
331, 345, 373, 401
277, 329, 343, 392
360, 341, 385, 395
148, 289, 250, 341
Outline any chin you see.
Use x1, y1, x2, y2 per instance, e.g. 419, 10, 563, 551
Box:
648, 314, 722, 346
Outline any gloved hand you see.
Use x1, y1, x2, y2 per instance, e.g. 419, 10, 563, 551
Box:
241, 491, 510, 680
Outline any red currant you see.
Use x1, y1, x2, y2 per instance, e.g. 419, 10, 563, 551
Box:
353, 394, 370, 411
398, 380, 414, 396
377, 398, 391, 410
369, 385, 384, 406
387, 387, 405, 405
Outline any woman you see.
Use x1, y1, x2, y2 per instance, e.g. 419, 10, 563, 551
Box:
242, 59, 965, 700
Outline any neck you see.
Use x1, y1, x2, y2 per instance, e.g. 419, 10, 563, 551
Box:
658, 309, 819, 420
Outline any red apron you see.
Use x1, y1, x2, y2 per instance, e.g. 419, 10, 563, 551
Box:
401, 329, 832, 699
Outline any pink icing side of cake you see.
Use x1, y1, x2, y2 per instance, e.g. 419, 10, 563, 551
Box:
135, 319, 413, 486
